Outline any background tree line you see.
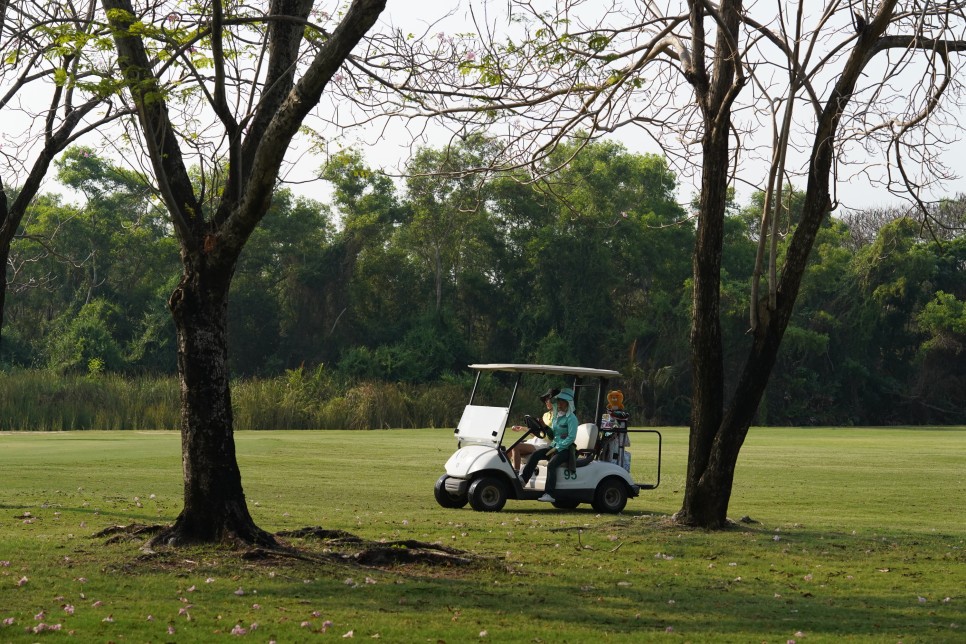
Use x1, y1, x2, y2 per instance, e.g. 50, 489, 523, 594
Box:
3, 138, 965, 426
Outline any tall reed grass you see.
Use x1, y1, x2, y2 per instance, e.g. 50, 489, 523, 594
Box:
0, 369, 468, 430
0, 370, 180, 430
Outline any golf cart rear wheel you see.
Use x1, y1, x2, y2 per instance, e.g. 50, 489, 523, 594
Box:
592, 477, 628, 513
468, 475, 508, 512
434, 475, 468, 509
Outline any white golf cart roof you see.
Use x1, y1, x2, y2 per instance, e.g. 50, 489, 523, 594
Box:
468, 363, 622, 378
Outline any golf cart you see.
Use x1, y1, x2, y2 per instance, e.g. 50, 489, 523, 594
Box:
434, 364, 661, 513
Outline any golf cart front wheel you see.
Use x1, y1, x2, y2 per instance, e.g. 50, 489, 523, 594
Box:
592, 477, 628, 513
468, 475, 508, 512
434, 475, 469, 509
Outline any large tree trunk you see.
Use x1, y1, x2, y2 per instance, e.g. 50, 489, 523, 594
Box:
677, 121, 731, 528
675, 0, 742, 529
0, 199, 9, 356
151, 265, 275, 547
676, 2, 897, 528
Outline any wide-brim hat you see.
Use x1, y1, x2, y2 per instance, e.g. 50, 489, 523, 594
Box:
555, 387, 575, 402
539, 387, 560, 401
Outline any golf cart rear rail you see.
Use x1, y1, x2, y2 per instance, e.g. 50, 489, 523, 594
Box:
617, 428, 662, 490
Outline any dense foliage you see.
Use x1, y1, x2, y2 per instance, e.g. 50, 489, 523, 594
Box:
3, 141, 964, 426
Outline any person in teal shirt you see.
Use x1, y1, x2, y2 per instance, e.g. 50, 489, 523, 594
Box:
519, 388, 578, 502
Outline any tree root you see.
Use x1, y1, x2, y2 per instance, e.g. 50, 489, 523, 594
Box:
93, 523, 166, 544
277, 527, 363, 544
351, 544, 475, 567
96, 523, 490, 570
282, 527, 486, 568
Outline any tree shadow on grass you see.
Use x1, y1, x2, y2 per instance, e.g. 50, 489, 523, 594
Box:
90, 518, 964, 640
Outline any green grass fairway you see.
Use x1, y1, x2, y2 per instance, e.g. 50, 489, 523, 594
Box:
1, 427, 964, 642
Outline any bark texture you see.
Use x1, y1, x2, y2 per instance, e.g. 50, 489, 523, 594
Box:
162, 269, 276, 546
676, 0, 744, 528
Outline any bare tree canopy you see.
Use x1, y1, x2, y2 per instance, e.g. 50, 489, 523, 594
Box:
339, 2, 966, 201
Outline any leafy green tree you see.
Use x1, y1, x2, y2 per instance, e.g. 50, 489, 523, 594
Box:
400, 136, 502, 316
229, 189, 333, 375
498, 140, 693, 406
318, 150, 411, 360
850, 222, 966, 422
46, 298, 126, 374
916, 288, 966, 421
764, 219, 854, 424
0, 0, 124, 361
7, 148, 178, 372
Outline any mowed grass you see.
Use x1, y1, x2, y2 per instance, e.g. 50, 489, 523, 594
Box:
0, 426, 964, 643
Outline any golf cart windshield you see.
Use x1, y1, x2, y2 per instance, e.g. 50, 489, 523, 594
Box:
454, 405, 510, 447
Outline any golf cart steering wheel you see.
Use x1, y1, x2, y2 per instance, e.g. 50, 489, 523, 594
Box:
523, 414, 546, 438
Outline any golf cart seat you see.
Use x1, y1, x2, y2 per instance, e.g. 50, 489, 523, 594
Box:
572, 423, 599, 468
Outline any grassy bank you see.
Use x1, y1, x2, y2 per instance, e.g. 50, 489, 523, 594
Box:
1, 426, 964, 641
0, 369, 469, 430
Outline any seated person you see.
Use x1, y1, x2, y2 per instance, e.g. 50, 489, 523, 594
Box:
519, 388, 578, 503
507, 388, 559, 471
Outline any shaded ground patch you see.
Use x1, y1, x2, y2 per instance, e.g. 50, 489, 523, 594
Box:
94, 523, 495, 575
